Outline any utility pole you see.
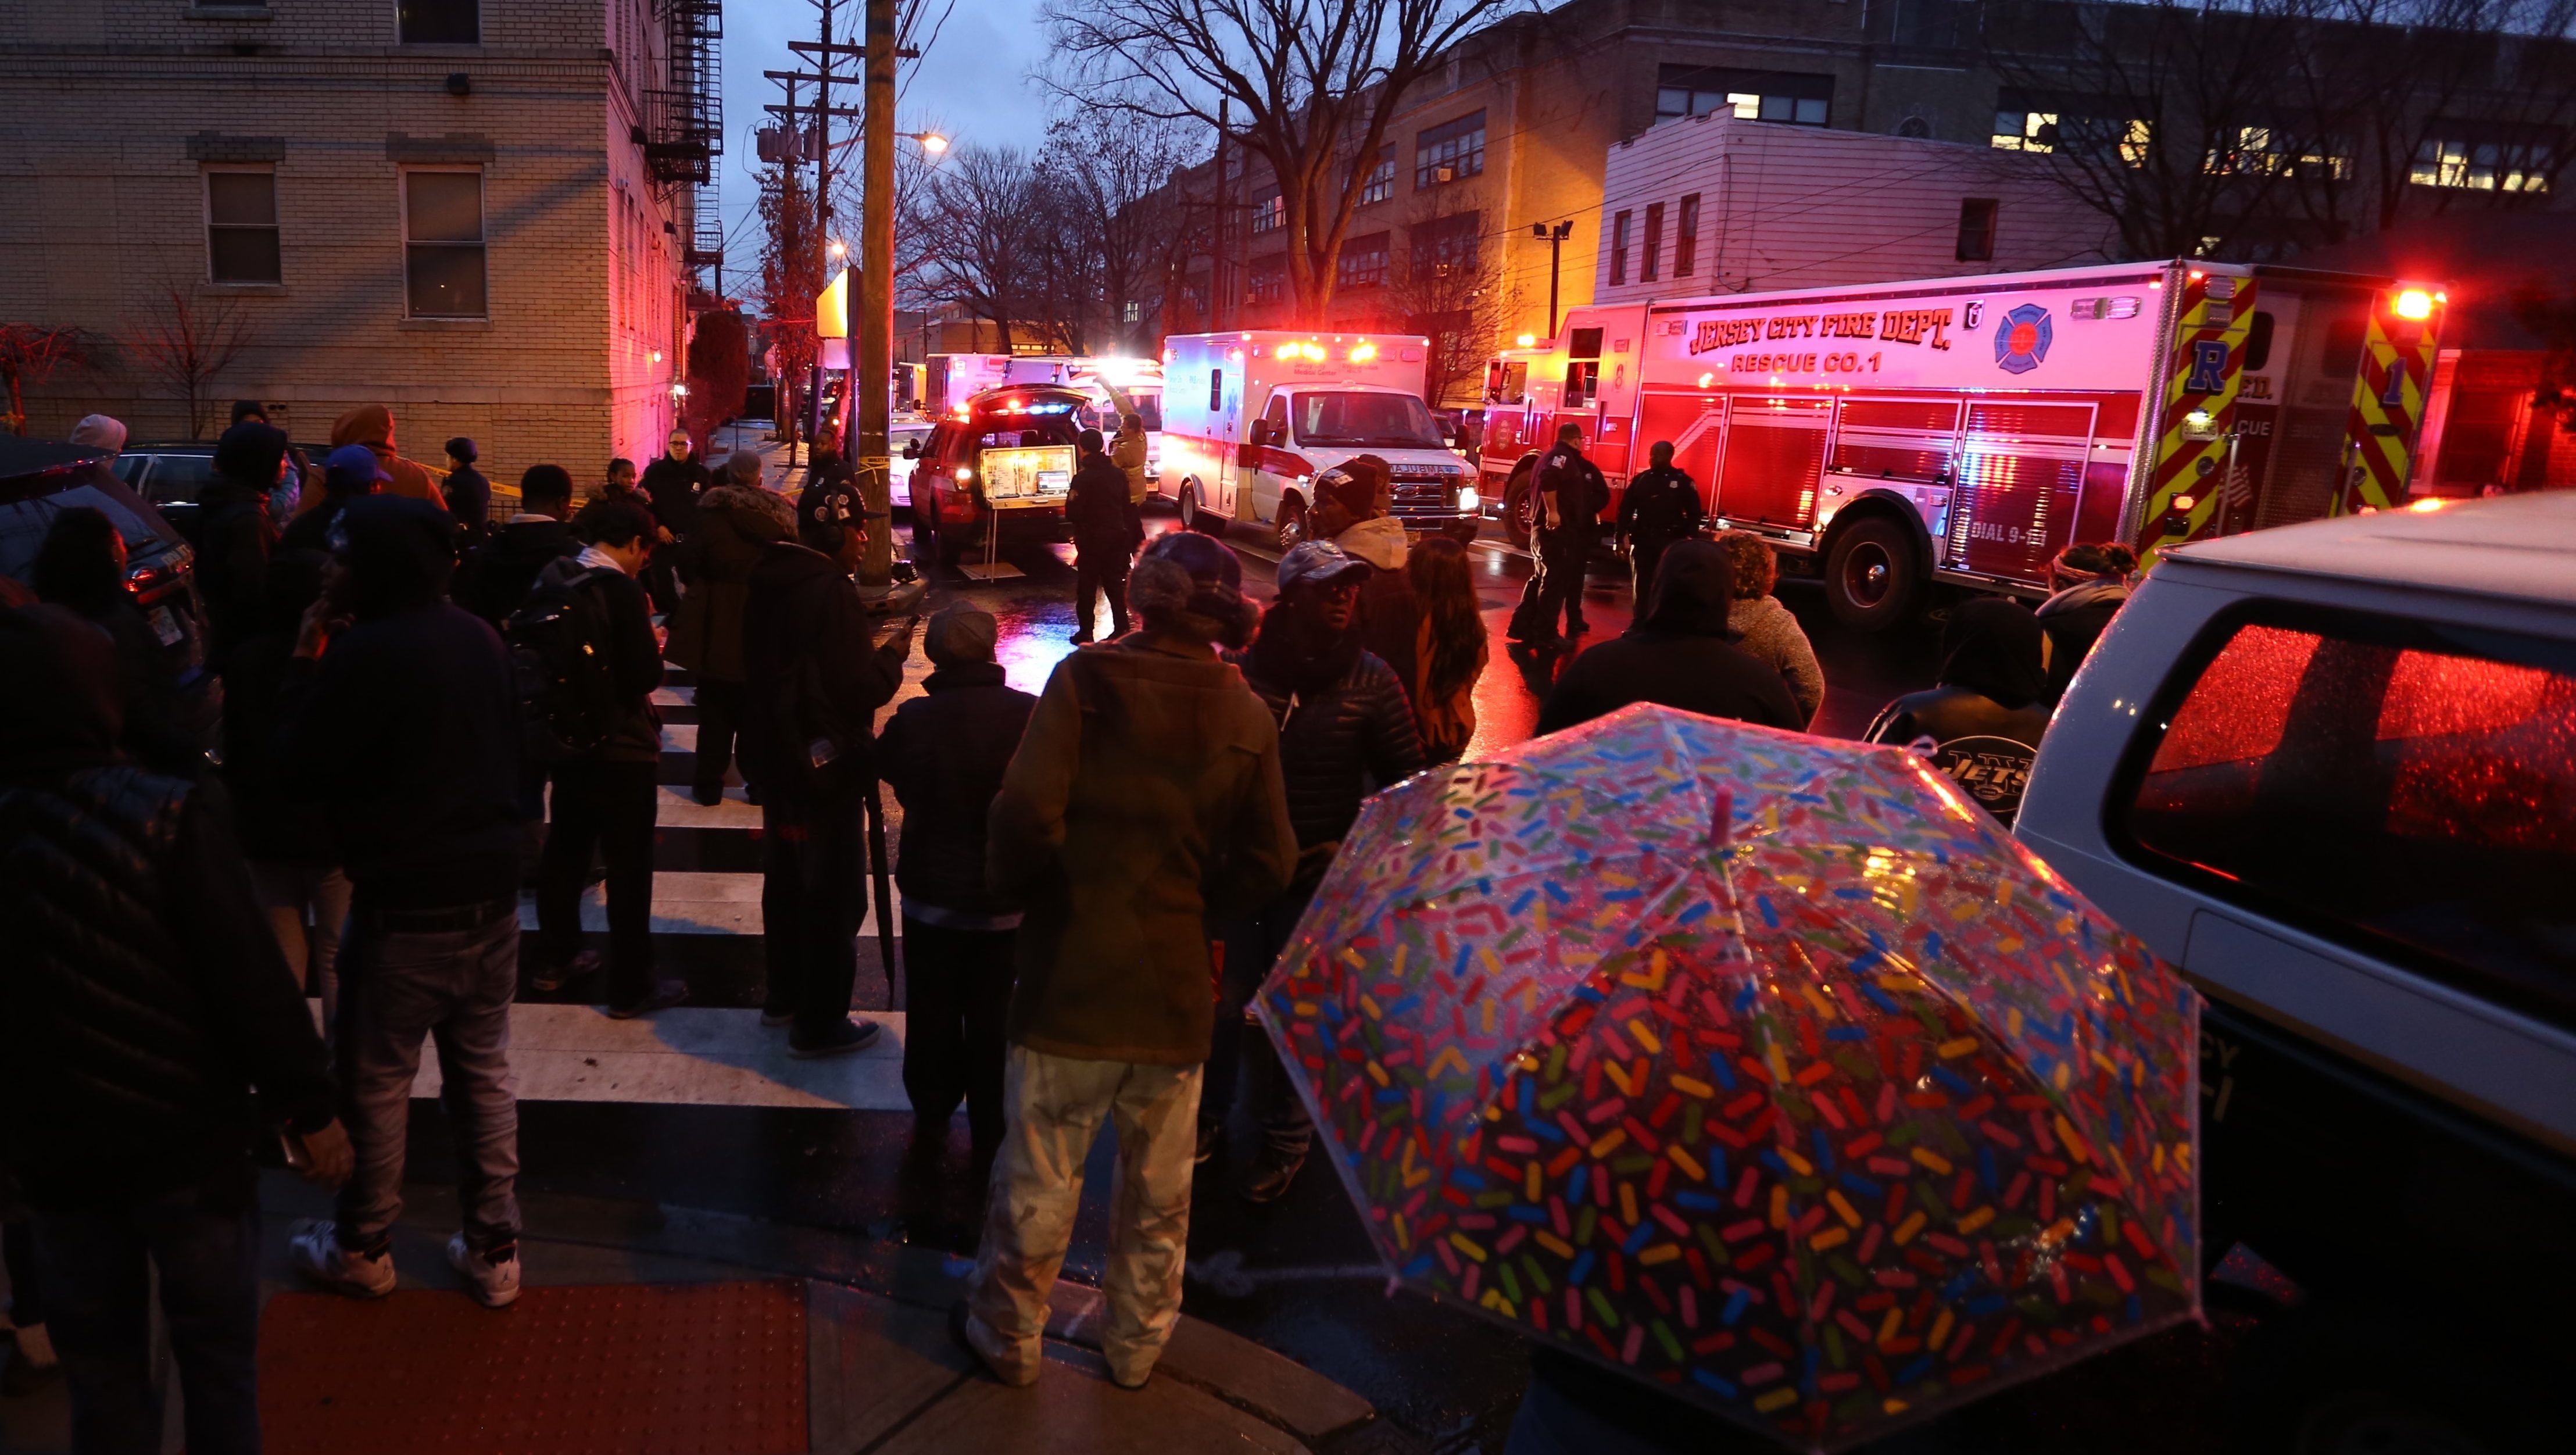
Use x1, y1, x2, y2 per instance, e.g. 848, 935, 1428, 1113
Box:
855, 0, 895, 591
809, 0, 836, 466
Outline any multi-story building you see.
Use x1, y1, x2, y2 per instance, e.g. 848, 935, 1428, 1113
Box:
0, 0, 722, 477
1150, 0, 2566, 399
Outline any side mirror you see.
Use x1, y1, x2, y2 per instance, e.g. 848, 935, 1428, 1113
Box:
1246, 419, 1273, 448
901, 441, 921, 459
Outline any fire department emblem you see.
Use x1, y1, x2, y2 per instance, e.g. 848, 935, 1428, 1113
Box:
1994, 303, 2053, 374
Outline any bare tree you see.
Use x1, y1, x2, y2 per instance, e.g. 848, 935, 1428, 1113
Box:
757, 159, 822, 448
0, 323, 88, 437
121, 284, 253, 440
904, 145, 1047, 353
1043, 110, 1205, 353
1389, 209, 1512, 407
1981, 0, 2318, 259
1042, 0, 1523, 324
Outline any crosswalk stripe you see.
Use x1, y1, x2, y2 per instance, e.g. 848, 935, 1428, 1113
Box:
518, 871, 902, 936
388, 1003, 913, 1110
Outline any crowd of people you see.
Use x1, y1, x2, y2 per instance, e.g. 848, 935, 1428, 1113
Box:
1, 398, 2143, 1450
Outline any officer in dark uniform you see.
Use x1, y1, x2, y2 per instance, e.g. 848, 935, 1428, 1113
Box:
1508, 423, 1604, 645
1615, 439, 1703, 600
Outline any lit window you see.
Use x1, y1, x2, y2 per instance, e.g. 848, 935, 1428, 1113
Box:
206, 169, 281, 284
403, 169, 487, 317
2411, 133, 2554, 192
1414, 112, 1486, 188
1337, 233, 1390, 289
1655, 66, 1831, 127
1991, 109, 2059, 152
1250, 194, 1283, 234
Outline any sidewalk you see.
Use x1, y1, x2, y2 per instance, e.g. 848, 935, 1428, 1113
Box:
0, 1174, 1394, 1455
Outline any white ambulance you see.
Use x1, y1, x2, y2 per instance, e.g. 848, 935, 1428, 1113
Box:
1157, 331, 1482, 550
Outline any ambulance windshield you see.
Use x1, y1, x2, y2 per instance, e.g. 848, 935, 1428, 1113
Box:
1290, 391, 1446, 449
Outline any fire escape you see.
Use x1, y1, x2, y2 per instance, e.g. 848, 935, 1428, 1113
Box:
646, 0, 726, 289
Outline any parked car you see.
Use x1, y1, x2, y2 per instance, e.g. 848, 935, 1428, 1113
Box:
2016, 491, 2576, 1451
116, 441, 504, 534
888, 418, 933, 514
906, 385, 1081, 568
0, 438, 220, 756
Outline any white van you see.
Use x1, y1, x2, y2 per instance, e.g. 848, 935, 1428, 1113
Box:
1158, 331, 1480, 550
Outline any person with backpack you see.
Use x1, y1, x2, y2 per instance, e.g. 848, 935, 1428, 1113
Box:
1616, 440, 1702, 603
1507, 424, 1605, 646
454, 466, 584, 632
740, 481, 913, 1057
523, 502, 684, 1018
664, 452, 794, 807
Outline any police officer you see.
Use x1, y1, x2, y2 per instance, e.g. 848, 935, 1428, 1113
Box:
1616, 440, 1702, 600
1507, 423, 1603, 645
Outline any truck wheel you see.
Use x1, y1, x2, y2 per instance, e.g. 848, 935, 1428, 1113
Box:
1824, 515, 1919, 631
1500, 473, 1534, 551
1274, 495, 1309, 553
1177, 482, 1201, 532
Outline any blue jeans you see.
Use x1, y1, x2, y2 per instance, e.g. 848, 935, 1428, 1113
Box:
335, 903, 523, 1251
34, 1160, 262, 1455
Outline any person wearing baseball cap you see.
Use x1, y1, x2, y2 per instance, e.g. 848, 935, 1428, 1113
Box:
1208, 538, 1424, 1203
442, 437, 492, 544
280, 444, 392, 556
963, 529, 1292, 1393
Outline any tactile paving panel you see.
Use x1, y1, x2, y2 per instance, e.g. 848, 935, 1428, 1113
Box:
259, 1281, 808, 1455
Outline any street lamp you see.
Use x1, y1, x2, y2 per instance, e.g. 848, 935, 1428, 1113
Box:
1529, 220, 1573, 339
828, 238, 847, 259
907, 131, 949, 156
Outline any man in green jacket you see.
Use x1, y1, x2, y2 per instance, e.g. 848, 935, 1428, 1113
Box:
960, 530, 1295, 1392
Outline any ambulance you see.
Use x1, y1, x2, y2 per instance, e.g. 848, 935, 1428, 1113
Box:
1476, 261, 2446, 627
1157, 330, 1482, 550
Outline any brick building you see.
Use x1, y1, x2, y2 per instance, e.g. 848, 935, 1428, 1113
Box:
0, 0, 722, 479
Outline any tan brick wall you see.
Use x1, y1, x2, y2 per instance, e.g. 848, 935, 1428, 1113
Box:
0, 1, 692, 485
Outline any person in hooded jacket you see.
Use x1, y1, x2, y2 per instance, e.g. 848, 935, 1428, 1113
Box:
1214, 540, 1425, 1202
289, 406, 441, 516
1319, 458, 1422, 709
221, 548, 352, 1027
529, 502, 685, 1019
191, 421, 291, 668
1864, 598, 2053, 826
1715, 531, 1825, 728
962, 530, 1294, 1394
665, 452, 795, 806
1536, 540, 1805, 737
1066, 428, 1142, 643
878, 605, 1037, 1160
441, 438, 492, 545
454, 466, 584, 630
274, 496, 528, 1313
2035, 542, 2136, 705
741, 480, 914, 1058
1616, 441, 1703, 602
0, 601, 352, 1455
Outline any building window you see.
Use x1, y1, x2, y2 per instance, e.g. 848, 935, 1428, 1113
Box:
403, 169, 487, 317
1608, 209, 1631, 287
1250, 193, 1283, 234
1415, 111, 1486, 188
1674, 193, 1700, 277
1640, 202, 1664, 283
398, 0, 480, 44
1655, 66, 1830, 127
2411, 130, 2554, 192
1248, 258, 1286, 305
1338, 231, 1390, 289
205, 169, 281, 285
1359, 153, 1393, 205
1994, 92, 2149, 167
1122, 299, 1142, 324
1410, 212, 1480, 279
1955, 198, 1998, 262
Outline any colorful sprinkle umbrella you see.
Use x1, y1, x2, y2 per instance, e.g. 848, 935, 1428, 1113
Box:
1256, 705, 2200, 1452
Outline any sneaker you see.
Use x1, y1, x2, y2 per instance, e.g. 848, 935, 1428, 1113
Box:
606, 978, 689, 1020
1239, 1148, 1307, 1204
535, 949, 600, 995
1069, 630, 1096, 645
690, 783, 725, 808
447, 1233, 521, 1309
1195, 1119, 1222, 1166
788, 1018, 883, 1059
288, 1219, 395, 1299
949, 1300, 1039, 1389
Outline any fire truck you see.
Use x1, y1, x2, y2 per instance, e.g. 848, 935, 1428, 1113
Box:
1477, 262, 2445, 627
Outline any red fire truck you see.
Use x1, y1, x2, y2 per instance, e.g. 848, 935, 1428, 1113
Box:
1478, 262, 2445, 627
